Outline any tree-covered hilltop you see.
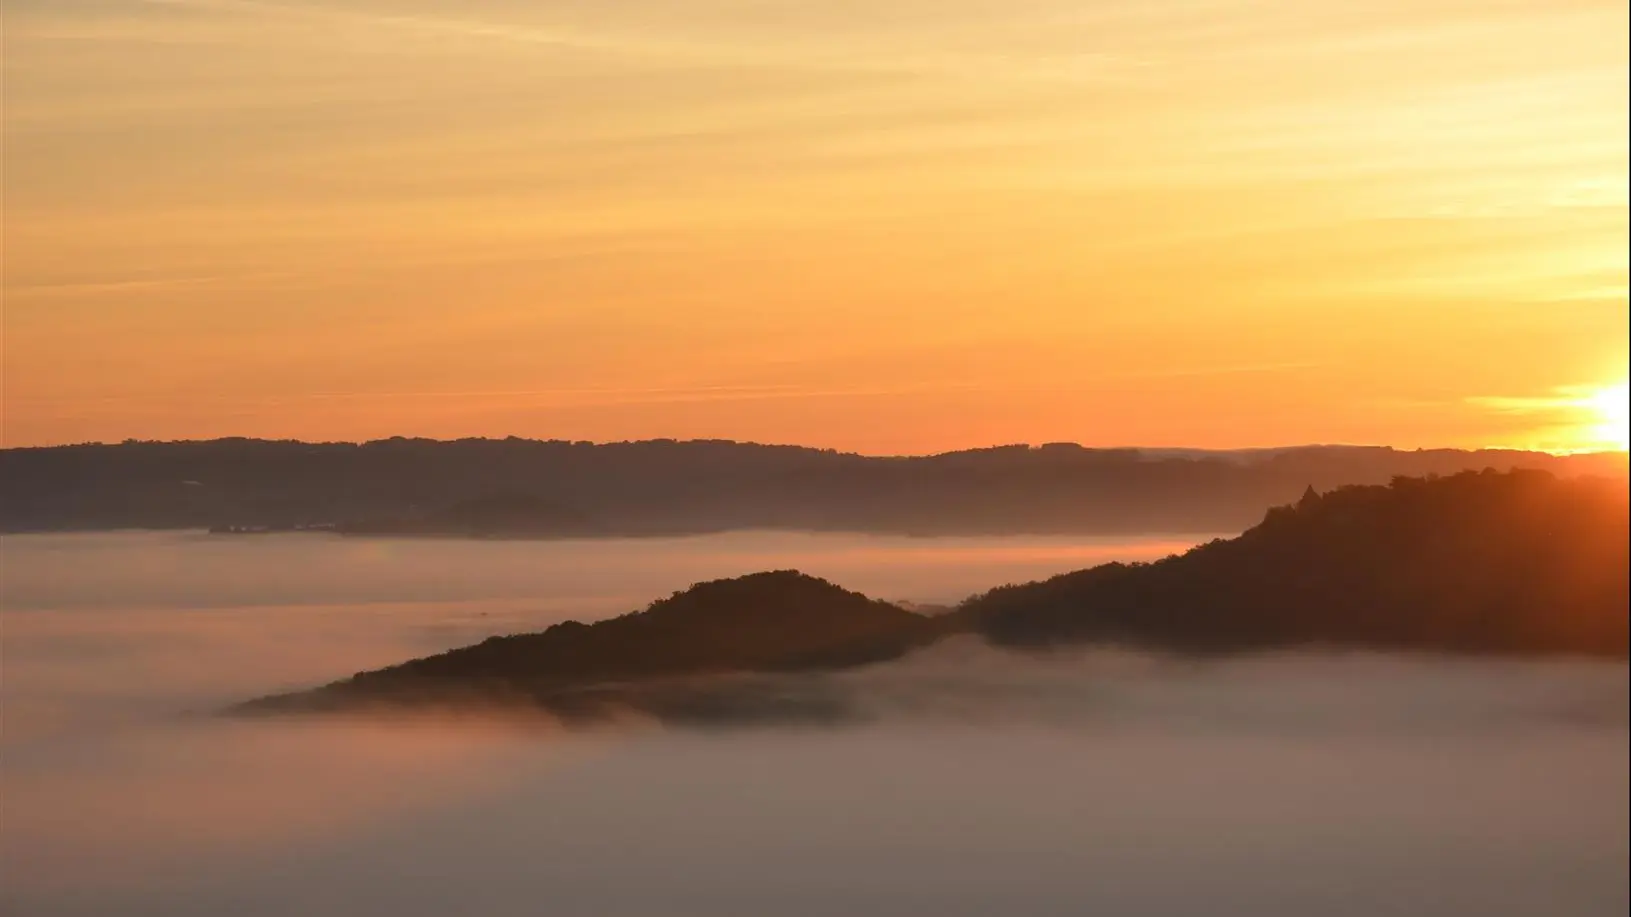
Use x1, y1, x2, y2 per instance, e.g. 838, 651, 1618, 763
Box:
964, 470, 1629, 657
236, 571, 948, 721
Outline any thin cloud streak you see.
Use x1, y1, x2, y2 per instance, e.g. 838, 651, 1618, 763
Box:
5, 0, 1626, 450
8, 365, 1321, 411
137, 0, 1146, 83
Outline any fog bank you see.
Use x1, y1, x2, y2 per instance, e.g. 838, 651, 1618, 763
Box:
3, 532, 1625, 916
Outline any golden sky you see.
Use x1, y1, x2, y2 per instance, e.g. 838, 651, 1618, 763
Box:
5, 0, 1628, 453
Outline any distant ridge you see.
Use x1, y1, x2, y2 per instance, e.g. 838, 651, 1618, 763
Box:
233, 471, 1629, 726
3, 438, 1623, 536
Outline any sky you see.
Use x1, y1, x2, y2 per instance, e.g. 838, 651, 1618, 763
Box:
4, 0, 1628, 453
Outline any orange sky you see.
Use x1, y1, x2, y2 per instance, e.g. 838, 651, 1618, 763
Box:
4, 0, 1627, 453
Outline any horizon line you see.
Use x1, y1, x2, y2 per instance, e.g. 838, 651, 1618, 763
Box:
5, 435, 1627, 461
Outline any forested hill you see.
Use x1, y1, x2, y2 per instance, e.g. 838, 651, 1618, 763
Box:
964, 469, 1629, 657
2, 437, 1624, 536
235, 571, 946, 723
234, 470, 1629, 726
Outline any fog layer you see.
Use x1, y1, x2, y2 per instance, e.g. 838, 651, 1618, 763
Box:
3, 532, 1625, 917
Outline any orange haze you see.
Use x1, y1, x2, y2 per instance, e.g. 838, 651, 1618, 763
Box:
4, 0, 1627, 453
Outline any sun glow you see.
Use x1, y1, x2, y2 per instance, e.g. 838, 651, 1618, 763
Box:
1578, 382, 1630, 452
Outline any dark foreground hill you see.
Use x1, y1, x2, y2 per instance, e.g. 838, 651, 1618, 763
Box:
4, 437, 1625, 536
236, 571, 948, 724
964, 470, 1629, 657
233, 471, 1629, 725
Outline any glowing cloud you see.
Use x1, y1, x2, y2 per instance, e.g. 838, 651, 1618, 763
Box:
1471, 380, 1631, 453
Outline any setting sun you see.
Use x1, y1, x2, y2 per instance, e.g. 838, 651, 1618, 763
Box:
1580, 382, 1631, 452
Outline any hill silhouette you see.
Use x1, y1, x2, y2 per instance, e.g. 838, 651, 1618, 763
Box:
336, 493, 598, 537
963, 470, 1629, 657
233, 471, 1628, 724
237, 571, 947, 723
3, 437, 1624, 536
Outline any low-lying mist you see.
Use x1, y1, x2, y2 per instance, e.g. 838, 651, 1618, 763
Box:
4, 531, 1626, 917
793, 638, 1630, 734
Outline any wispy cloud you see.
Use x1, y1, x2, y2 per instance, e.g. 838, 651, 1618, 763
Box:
1469, 385, 1606, 416
137, 0, 1145, 82
1468, 382, 1627, 453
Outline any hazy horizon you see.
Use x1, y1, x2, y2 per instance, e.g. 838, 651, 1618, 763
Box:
10, 434, 1631, 457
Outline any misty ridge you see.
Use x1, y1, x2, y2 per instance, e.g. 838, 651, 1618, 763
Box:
7, 474, 1627, 917
236, 469, 1629, 728
2, 437, 1626, 536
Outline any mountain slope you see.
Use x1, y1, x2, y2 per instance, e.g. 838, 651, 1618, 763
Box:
963, 470, 1629, 657
237, 571, 946, 721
